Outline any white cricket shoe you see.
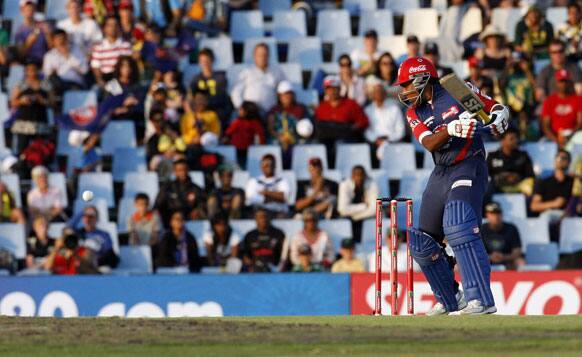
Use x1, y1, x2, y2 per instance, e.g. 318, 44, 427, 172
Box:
459, 299, 497, 315
426, 290, 468, 316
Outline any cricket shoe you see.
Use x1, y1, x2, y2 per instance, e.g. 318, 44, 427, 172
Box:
459, 299, 497, 315
426, 290, 468, 316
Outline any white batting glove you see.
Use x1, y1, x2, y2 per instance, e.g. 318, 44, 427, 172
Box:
485, 105, 509, 136
447, 113, 478, 139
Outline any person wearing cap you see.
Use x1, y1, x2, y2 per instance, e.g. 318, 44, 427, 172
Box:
541, 69, 582, 147
14, 0, 50, 64
474, 25, 510, 79
118, 0, 145, 43
396, 35, 421, 65
180, 88, 221, 146
90, 15, 132, 87
27, 165, 65, 222
331, 238, 365, 273
423, 42, 453, 78
295, 157, 338, 219
292, 244, 322, 273
241, 208, 285, 272
338, 54, 366, 106
514, 5, 554, 60
42, 29, 88, 91
207, 164, 245, 219
480, 202, 524, 271
245, 154, 290, 217
57, 0, 102, 57
556, 3, 581, 62
536, 40, 582, 101
338, 165, 378, 242
351, 29, 381, 77
287, 210, 334, 271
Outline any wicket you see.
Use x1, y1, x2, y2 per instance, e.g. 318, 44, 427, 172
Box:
374, 197, 414, 316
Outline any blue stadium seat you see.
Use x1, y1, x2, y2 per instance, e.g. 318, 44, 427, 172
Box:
73, 198, 110, 225
316, 9, 351, 43
492, 193, 527, 219
523, 142, 557, 177
246, 145, 283, 176
281, 170, 298, 204
324, 170, 342, 184
7, 65, 24, 96
273, 10, 307, 42
359, 9, 394, 36
101, 121, 136, 155
546, 7, 568, 29
422, 151, 435, 170
185, 220, 210, 256
259, 0, 291, 17
77, 172, 115, 208
231, 170, 250, 189
182, 65, 200, 88
230, 219, 256, 238
114, 246, 153, 275
294, 89, 319, 107
291, 144, 328, 180
46, 0, 69, 20
400, 170, 431, 199
272, 219, 302, 238
0, 223, 26, 259
230, 10, 265, 43
189, 171, 205, 188
335, 143, 372, 179
512, 217, 550, 253
491, 8, 522, 42
123, 171, 159, 202
279, 63, 302, 86
378, 35, 407, 59
63, 90, 97, 113
360, 218, 390, 254
370, 169, 391, 198
1, 174, 21, 208
243, 37, 278, 64
319, 219, 352, 251
198, 37, 233, 71
205, 145, 237, 165
380, 143, 416, 179
98, 222, 120, 254
333, 37, 363, 62
226, 64, 247, 91
112, 147, 146, 182
288, 37, 323, 72
117, 197, 135, 234
57, 128, 75, 157
402, 8, 439, 41
344, 0, 377, 15
559, 218, 582, 253
383, 0, 419, 15
484, 141, 501, 157
48, 222, 66, 239
525, 243, 559, 269
2, 1, 21, 19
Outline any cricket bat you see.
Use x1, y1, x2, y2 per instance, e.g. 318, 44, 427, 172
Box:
439, 73, 491, 124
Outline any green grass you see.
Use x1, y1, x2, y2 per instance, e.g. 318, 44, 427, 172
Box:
1, 315, 581, 356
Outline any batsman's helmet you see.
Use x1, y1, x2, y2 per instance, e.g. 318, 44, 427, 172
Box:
396, 57, 438, 107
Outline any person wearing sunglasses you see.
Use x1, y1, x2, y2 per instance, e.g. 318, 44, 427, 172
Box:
535, 40, 582, 102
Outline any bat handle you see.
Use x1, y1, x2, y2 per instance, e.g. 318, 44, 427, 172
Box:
477, 110, 490, 124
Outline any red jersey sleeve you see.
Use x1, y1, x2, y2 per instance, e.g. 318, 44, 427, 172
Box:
406, 107, 432, 143
465, 81, 499, 113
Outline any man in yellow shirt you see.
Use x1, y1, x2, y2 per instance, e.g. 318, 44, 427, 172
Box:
180, 88, 221, 145
331, 239, 365, 273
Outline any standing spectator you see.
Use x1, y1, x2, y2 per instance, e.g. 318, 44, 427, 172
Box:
514, 5, 554, 60
480, 202, 525, 270
288, 210, 334, 270
474, 25, 510, 79
365, 52, 398, 99
530, 150, 574, 216
338, 165, 378, 242
557, 3, 581, 62
25, 215, 54, 269
207, 164, 245, 219
351, 30, 381, 77
423, 42, 453, 78
44, 232, 97, 275
27, 166, 64, 222
535, 40, 582, 101
241, 208, 285, 272
224, 101, 266, 166
396, 35, 421, 64
155, 211, 202, 272
541, 69, 582, 147
230, 43, 286, 112
0, 183, 26, 225
57, 0, 102, 56
295, 157, 338, 219
292, 244, 322, 273
42, 29, 88, 92
155, 159, 206, 226
91, 15, 132, 87
245, 154, 290, 217
180, 88, 221, 146
203, 212, 241, 268
15, 0, 50, 64
127, 193, 161, 246
338, 54, 366, 106
331, 238, 365, 273
133, 0, 184, 37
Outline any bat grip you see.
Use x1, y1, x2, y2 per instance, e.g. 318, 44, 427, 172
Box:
477, 110, 490, 124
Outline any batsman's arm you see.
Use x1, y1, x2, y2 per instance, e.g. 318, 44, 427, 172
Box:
406, 108, 450, 152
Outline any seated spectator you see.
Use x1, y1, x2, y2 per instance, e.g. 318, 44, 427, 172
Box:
145, 71, 184, 124
267, 81, 308, 168
480, 202, 525, 270
535, 40, 582, 101
465, 57, 494, 97
118, 0, 144, 43
133, 0, 183, 36
242, 208, 285, 272
44, 231, 97, 275
224, 101, 266, 166
203, 212, 241, 268
288, 210, 334, 270
338, 165, 378, 242
91, 15, 132, 87
351, 30, 381, 77
531, 150, 574, 217
292, 244, 322, 273
25, 215, 54, 269
128, 193, 161, 246
180, 89, 221, 146
57, 0, 102, 56
557, 3, 581, 62
27, 165, 64, 221
155, 159, 206, 226
140, 24, 179, 79
423, 42, 453, 78
365, 52, 398, 99
230, 43, 286, 112
14, 0, 50, 64
338, 54, 366, 106
155, 211, 202, 272
146, 109, 185, 179
396, 35, 421, 64
541, 69, 582, 147
487, 128, 535, 196
207, 164, 244, 219
331, 238, 365, 273
245, 154, 290, 217
474, 25, 510, 79
295, 157, 338, 219
0, 182, 26, 225
514, 5, 554, 60
43, 29, 88, 92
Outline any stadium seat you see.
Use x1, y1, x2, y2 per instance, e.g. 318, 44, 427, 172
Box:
2, 1, 20, 19
288, 37, 323, 72
189, 171, 205, 188
281, 170, 298, 204
291, 144, 328, 180
559, 218, 582, 253
273, 10, 307, 42
243, 37, 278, 64
0, 223, 26, 259
400, 170, 431, 199
512, 217, 550, 253
402, 9, 439, 42
272, 219, 302, 238
1, 174, 21, 208
46, 0, 69, 20
230, 219, 256, 238
380, 143, 416, 179
525, 243, 559, 269
123, 171, 159, 202
77, 172, 115, 208
423, 151, 435, 170
295, 89, 319, 107
198, 36, 234, 71
491, 8, 522, 42
114, 246, 153, 275
206, 145, 237, 164
101, 121, 137, 155
57, 128, 75, 157
318, 63, 340, 75
230, 10, 265, 43
523, 142, 557, 176
98, 221, 120, 254
246, 145, 283, 177
231, 170, 250, 189
492, 193, 527, 219
48, 222, 66, 239
73, 198, 110, 225
185, 220, 210, 256
279, 63, 302, 86
360, 218, 390, 254
117, 197, 135, 234
378, 35, 407, 59
358, 10, 394, 37
62, 90, 97, 113
432, 0, 448, 14
182, 65, 200, 88
316, 10, 351, 43
344, 0, 376, 15
383, 0, 419, 15
370, 169, 391, 198
259, 0, 291, 17
333, 37, 363, 62
319, 219, 352, 251
112, 147, 146, 182
546, 7, 567, 29
335, 143, 372, 179
6, 65, 24, 96
226, 64, 247, 91
442, 60, 469, 79
459, 6, 483, 41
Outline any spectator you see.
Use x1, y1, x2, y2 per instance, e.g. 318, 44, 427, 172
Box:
0, 182, 25, 225
530, 150, 574, 216
338, 165, 378, 242
144, 83, 178, 136
514, 5, 554, 60
155, 159, 206, 226
72, 132, 101, 174
331, 238, 365, 273
465, 57, 494, 97
267, 81, 308, 168
140, 24, 179, 79
535, 40, 582, 101
146, 109, 185, 179
474, 25, 510, 79
292, 244, 322, 273
351, 30, 381, 77
423, 42, 453, 78
118, 0, 144, 43
42, 29, 88, 92
155, 211, 202, 272
27, 165, 64, 221
15, 0, 50, 64
44, 231, 97, 275
487, 128, 535, 196
127, 193, 161, 246
396, 35, 421, 64
25, 215, 54, 269
224, 101, 266, 166
338, 54, 366, 106
203, 212, 241, 268
557, 3, 581, 61
133, 0, 184, 37
207, 164, 245, 219
180, 88, 221, 146
295, 157, 338, 219
480, 202, 525, 270
57, 0, 102, 56
83, 0, 116, 24
288, 210, 334, 270
365, 52, 398, 99
241, 208, 285, 272
245, 154, 290, 217
541, 69, 582, 147
91, 16, 132, 87
230, 43, 286, 112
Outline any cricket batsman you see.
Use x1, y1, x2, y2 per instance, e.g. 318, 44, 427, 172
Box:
396, 57, 509, 315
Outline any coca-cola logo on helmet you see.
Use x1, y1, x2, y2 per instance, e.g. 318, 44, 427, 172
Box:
409, 65, 427, 73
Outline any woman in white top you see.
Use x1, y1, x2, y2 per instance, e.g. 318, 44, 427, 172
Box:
338, 165, 378, 242
27, 165, 64, 221
289, 210, 335, 268
203, 212, 241, 267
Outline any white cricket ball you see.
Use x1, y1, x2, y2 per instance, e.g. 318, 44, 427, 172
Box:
82, 190, 94, 202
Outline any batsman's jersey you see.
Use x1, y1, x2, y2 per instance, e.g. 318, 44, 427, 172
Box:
406, 83, 497, 166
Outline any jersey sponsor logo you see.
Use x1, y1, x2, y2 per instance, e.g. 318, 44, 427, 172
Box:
442, 105, 460, 120
408, 117, 421, 129
409, 65, 427, 73
555, 104, 573, 115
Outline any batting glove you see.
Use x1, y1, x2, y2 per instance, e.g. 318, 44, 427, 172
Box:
447, 114, 478, 139
484, 105, 509, 136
